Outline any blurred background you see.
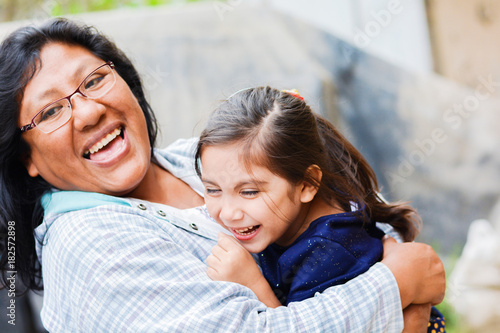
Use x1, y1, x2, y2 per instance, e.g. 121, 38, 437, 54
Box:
1, 0, 500, 332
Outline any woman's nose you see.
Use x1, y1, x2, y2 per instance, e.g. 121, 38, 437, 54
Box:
71, 94, 106, 131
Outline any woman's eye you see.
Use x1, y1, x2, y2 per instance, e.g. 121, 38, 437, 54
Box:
39, 105, 63, 123
241, 190, 258, 198
84, 75, 104, 90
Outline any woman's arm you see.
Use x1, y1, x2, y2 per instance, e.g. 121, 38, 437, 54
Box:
39, 206, 447, 332
207, 233, 282, 308
382, 236, 446, 308
402, 303, 432, 333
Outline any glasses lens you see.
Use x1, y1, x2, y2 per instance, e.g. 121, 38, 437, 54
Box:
81, 64, 116, 99
35, 98, 72, 134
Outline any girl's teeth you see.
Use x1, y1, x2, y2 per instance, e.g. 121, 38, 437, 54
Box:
234, 226, 258, 235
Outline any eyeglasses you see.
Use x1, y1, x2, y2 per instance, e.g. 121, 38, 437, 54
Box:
20, 61, 116, 134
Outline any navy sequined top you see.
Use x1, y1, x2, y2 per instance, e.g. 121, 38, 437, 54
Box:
258, 210, 385, 305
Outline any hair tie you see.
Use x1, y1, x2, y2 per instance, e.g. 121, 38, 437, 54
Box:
282, 89, 304, 100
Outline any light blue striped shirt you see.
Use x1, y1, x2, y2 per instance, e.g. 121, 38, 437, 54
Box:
35, 137, 403, 332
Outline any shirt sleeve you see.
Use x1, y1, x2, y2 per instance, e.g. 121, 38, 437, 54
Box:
39, 207, 403, 332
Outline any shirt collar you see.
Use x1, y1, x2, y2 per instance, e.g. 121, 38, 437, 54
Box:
42, 190, 131, 215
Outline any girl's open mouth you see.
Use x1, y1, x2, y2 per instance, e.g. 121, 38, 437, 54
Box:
230, 225, 261, 241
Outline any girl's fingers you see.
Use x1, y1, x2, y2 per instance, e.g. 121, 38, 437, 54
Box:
210, 245, 226, 259
217, 232, 241, 251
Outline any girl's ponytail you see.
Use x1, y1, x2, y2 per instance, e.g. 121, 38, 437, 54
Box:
315, 114, 420, 241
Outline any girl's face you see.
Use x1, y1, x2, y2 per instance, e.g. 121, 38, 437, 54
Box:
18, 42, 152, 195
201, 143, 314, 253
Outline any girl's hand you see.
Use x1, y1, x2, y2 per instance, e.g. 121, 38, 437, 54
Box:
206, 232, 282, 308
206, 232, 263, 287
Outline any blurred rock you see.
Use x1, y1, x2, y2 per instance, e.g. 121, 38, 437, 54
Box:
449, 218, 500, 332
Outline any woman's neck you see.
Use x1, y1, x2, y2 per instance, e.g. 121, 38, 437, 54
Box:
127, 162, 204, 209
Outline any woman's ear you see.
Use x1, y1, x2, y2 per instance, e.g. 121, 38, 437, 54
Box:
300, 165, 322, 203
25, 156, 40, 178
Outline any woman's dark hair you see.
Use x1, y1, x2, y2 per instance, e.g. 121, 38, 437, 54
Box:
195, 86, 420, 242
0, 18, 158, 293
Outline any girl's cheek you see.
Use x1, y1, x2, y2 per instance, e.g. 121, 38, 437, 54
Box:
217, 220, 229, 229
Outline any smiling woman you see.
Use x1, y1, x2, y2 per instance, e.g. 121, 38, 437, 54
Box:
0, 18, 158, 291
0, 18, 446, 332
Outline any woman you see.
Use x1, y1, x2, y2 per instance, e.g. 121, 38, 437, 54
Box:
0, 18, 444, 332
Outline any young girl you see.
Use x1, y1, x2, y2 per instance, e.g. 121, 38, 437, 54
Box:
195, 86, 445, 332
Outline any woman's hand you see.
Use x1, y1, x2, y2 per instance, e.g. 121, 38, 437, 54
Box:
381, 236, 446, 308
206, 232, 282, 308
402, 303, 431, 333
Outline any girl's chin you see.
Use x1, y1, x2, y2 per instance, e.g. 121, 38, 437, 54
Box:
242, 243, 267, 254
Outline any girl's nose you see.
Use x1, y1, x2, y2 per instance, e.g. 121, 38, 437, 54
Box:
219, 200, 244, 224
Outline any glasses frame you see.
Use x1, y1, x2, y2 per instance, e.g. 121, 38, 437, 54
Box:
20, 61, 116, 134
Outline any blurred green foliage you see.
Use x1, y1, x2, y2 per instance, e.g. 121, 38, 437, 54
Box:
0, 0, 205, 22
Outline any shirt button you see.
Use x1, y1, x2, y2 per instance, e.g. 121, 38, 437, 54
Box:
189, 223, 198, 230
157, 210, 166, 217
137, 204, 147, 210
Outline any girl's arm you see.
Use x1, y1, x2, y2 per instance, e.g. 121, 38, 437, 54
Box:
207, 232, 282, 308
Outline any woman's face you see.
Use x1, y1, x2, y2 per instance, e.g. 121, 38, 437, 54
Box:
18, 42, 152, 195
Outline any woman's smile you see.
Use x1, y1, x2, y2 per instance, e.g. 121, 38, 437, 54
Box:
83, 126, 123, 157
82, 126, 130, 168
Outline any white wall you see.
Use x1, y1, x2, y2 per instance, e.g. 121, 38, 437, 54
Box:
269, 0, 433, 73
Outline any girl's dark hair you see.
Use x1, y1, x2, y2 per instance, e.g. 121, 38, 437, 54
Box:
195, 86, 420, 242
0, 18, 158, 293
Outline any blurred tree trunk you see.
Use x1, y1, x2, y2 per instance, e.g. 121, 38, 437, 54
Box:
2, 0, 17, 22
1, 0, 56, 22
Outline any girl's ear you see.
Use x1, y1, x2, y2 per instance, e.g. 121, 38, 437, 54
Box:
300, 165, 322, 203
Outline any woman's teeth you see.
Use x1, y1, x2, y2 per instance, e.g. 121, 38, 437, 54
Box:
84, 127, 122, 156
233, 225, 259, 235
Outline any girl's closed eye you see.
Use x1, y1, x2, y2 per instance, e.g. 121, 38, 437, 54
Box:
205, 188, 221, 196
240, 190, 259, 198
